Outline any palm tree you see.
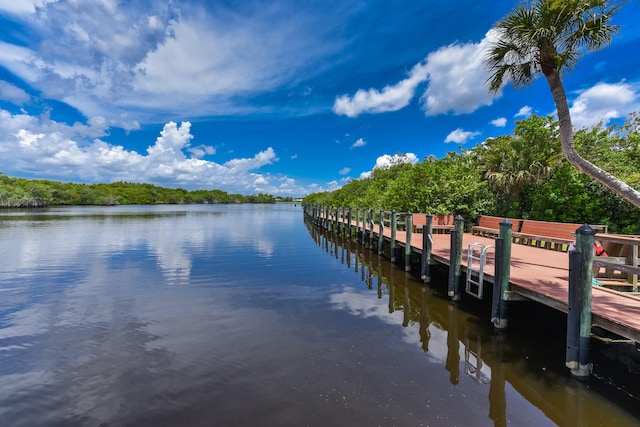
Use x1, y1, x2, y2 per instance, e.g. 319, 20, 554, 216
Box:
481, 115, 564, 215
485, 0, 640, 208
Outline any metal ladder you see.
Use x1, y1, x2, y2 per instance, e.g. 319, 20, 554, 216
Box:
466, 243, 494, 299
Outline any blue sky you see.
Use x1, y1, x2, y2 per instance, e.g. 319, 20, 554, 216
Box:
0, 0, 639, 197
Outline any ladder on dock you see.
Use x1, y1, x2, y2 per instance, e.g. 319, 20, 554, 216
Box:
466, 243, 494, 299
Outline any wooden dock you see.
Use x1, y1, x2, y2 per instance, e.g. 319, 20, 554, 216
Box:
310, 209, 640, 344
424, 232, 640, 344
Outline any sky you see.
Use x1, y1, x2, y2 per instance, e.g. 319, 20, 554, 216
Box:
0, 0, 639, 197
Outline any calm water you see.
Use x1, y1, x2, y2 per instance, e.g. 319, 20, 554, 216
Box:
0, 204, 639, 426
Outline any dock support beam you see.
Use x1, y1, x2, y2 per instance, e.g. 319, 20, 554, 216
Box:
448, 214, 464, 300
566, 224, 596, 378
491, 218, 513, 329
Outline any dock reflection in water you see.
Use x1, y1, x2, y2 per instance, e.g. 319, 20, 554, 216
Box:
308, 221, 640, 427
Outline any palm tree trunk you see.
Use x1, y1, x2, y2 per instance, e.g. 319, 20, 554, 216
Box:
545, 70, 640, 209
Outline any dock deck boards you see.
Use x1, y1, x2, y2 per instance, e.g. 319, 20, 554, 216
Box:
352, 220, 640, 343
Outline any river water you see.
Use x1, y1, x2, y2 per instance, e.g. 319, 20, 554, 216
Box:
0, 204, 639, 426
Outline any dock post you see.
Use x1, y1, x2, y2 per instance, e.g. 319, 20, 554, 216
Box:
329, 206, 334, 232
326, 206, 331, 231
361, 208, 367, 246
378, 210, 384, 255
569, 224, 596, 378
334, 206, 339, 233
362, 208, 367, 246
448, 214, 464, 300
492, 219, 513, 329
421, 214, 433, 282
391, 211, 397, 262
347, 207, 352, 239
369, 209, 375, 249
566, 249, 582, 372
322, 206, 327, 229
491, 238, 504, 326
355, 209, 361, 241
405, 212, 413, 271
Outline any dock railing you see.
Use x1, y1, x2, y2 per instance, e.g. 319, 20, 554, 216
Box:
593, 233, 640, 291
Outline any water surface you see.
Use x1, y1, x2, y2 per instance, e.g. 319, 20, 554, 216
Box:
0, 204, 639, 426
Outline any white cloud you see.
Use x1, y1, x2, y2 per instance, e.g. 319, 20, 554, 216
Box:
326, 180, 340, 190
0, 81, 30, 105
570, 82, 639, 129
339, 167, 351, 175
333, 30, 499, 118
187, 145, 216, 159
0, 109, 315, 194
490, 117, 507, 127
359, 152, 418, 179
420, 32, 498, 116
515, 106, 532, 117
351, 137, 366, 148
0, 1, 346, 126
0, 0, 55, 14
444, 128, 480, 144
333, 62, 429, 117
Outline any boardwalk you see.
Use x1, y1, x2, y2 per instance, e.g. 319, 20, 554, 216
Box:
322, 214, 640, 344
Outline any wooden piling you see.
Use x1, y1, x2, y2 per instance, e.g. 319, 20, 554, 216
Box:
361, 208, 366, 245
405, 212, 413, 271
566, 250, 582, 370
492, 218, 512, 329
369, 209, 375, 249
378, 210, 384, 255
448, 214, 464, 300
390, 211, 397, 262
568, 224, 596, 378
421, 214, 433, 282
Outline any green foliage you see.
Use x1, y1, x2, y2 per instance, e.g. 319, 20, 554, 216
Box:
0, 175, 276, 207
303, 113, 640, 233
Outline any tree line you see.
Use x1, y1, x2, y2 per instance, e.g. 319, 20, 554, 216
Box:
303, 113, 640, 234
0, 174, 284, 207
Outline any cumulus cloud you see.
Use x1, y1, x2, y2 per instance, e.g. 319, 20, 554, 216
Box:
339, 167, 351, 175
359, 153, 418, 179
333, 30, 499, 118
515, 106, 533, 117
351, 137, 366, 148
570, 82, 639, 129
419, 32, 498, 116
444, 128, 480, 144
333, 62, 429, 117
490, 117, 507, 127
0, 109, 318, 194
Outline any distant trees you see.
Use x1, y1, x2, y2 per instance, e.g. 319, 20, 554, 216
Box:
485, 0, 640, 208
303, 114, 640, 233
0, 174, 277, 207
